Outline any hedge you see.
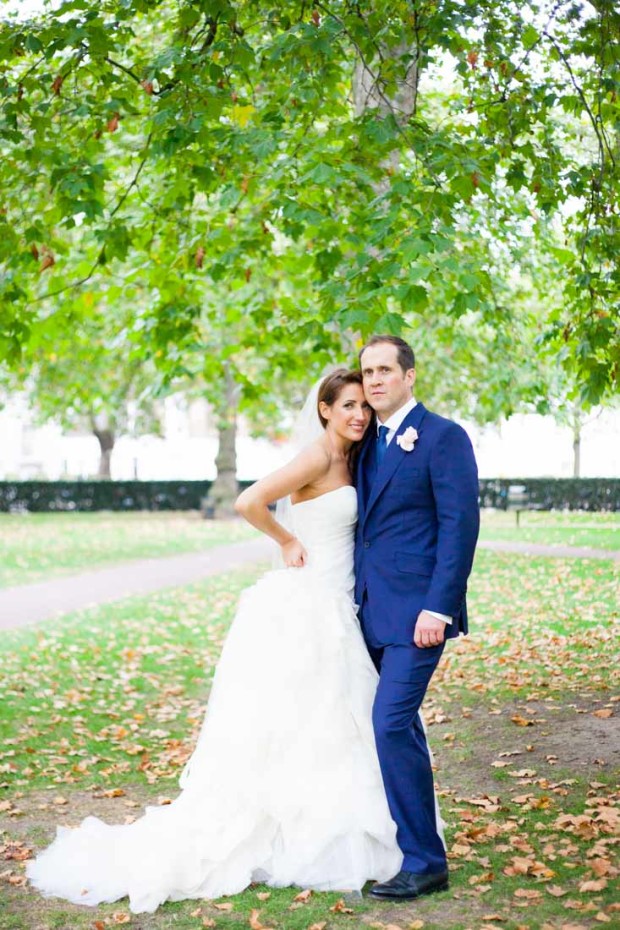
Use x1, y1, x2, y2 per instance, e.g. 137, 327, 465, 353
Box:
0, 478, 619, 513
478, 478, 620, 512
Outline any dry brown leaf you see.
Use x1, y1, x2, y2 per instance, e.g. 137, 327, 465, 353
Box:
590, 858, 615, 878
8, 875, 27, 886
579, 878, 607, 892
248, 909, 274, 930
409, 922, 425, 929
547, 885, 568, 897
330, 898, 354, 913
513, 888, 543, 900
482, 917, 505, 923
592, 709, 613, 718
594, 914, 611, 924
511, 715, 535, 727
256, 891, 271, 901
202, 920, 216, 929
308, 923, 327, 930
214, 901, 234, 911
451, 843, 472, 857
293, 888, 312, 902
112, 914, 131, 924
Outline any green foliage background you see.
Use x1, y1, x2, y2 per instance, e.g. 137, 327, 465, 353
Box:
0, 0, 618, 419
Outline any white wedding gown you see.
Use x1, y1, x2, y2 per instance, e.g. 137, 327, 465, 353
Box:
27, 486, 411, 913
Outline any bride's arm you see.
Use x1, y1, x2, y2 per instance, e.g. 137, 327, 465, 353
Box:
234, 443, 329, 566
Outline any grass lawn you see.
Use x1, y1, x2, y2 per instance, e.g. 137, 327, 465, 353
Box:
0, 512, 259, 588
1, 509, 617, 592
478, 510, 620, 551
0, 546, 618, 930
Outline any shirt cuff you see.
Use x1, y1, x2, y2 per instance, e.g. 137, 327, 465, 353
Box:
425, 609, 452, 625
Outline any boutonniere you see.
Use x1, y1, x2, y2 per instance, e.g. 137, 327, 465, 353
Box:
396, 426, 418, 452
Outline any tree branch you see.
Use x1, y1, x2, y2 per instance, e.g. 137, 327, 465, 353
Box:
28, 131, 154, 306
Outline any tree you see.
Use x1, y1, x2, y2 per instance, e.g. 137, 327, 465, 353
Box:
0, 0, 617, 442
6, 289, 163, 477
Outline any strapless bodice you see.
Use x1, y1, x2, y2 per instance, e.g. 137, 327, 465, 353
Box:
290, 485, 357, 595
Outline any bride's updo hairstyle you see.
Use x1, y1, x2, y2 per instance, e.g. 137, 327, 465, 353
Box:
317, 368, 364, 428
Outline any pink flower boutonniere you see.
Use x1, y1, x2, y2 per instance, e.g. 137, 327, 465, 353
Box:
396, 426, 418, 452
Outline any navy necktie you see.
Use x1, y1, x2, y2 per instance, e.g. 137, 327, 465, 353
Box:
376, 425, 390, 466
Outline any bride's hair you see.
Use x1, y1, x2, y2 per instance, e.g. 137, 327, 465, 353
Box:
317, 369, 371, 477
316, 368, 364, 428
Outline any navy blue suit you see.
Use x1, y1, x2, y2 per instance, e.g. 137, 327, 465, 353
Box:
355, 402, 479, 874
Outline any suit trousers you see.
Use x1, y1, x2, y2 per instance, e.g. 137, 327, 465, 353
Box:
361, 594, 448, 875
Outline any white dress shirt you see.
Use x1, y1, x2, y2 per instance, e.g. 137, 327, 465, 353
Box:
377, 397, 452, 626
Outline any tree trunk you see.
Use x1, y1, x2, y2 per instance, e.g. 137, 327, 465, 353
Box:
572, 412, 581, 478
353, 39, 419, 115
93, 427, 115, 479
209, 366, 240, 517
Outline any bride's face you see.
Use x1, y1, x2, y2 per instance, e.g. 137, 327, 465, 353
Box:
322, 384, 372, 443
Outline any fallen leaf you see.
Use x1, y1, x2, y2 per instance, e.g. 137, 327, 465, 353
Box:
589, 857, 614, 878
514, 888, 543, 900
511, 715, 535, 727
592, 709, 613, 718
214, 902, 234, 911
293, 888, 312, 902
256, 891, 271, 901
579, 878, 607, 892
547, 885, 568, 897
330, 898, 354, 913
112, 914, 130, 924
249, 909, 274, 930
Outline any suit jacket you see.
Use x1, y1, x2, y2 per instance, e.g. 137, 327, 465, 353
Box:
354, 402, 480, 644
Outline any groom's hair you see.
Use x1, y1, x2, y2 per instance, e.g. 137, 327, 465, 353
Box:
359, 335, 415, 374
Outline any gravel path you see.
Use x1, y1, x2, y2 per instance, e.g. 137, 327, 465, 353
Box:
0, 537, 616, 632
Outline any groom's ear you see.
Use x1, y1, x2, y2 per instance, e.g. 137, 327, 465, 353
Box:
406, 368, 416, 390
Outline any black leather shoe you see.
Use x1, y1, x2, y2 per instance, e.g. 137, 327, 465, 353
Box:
369, 869, 449, 900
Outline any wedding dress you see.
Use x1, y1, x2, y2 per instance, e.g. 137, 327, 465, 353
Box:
27, 486, 411, 914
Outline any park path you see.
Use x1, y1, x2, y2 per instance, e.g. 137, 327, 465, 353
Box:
0, 537, 273, 631
0, 537, 617, 632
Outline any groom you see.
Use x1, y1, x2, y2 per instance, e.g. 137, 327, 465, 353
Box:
355, 335, 480, 900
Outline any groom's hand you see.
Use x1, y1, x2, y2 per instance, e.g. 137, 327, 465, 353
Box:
414, 611, 446, 648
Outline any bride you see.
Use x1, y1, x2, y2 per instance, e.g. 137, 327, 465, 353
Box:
26, 368, 407, 914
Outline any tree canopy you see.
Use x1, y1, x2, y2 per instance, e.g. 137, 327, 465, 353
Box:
1, 0, 618, 412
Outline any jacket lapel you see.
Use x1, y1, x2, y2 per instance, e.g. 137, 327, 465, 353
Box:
362, 403, 428, 528
356, 429, 374, 525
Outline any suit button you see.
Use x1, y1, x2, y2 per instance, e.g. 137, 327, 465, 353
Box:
364, 541, 370, 549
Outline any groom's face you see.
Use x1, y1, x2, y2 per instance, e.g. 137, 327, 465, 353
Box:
360, 343, 415, 421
